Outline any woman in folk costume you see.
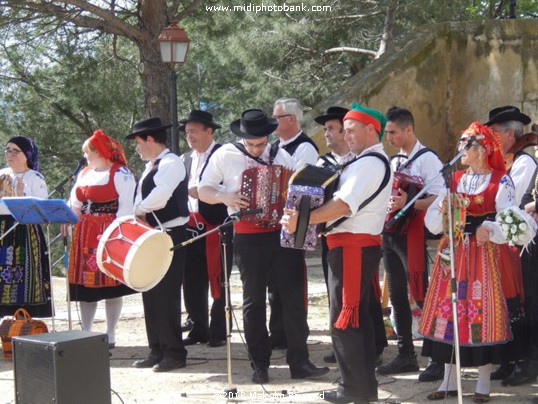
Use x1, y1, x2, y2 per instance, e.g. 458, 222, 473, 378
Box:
420, 122, 524, 403
0, 136, 51, 317
68, 129, 136, 348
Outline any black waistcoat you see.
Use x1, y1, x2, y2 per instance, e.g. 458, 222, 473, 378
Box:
141, 155, 189, 227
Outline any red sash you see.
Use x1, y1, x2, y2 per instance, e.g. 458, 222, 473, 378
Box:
188, 212, 222, 299
327, 232, 381, 329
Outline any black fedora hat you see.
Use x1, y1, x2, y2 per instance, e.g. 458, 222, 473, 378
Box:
125, 117, 172, 140
229, 109, 278, 139
314, 106, 350, 125
484, 106, 531, 126
179, 109, 221, 132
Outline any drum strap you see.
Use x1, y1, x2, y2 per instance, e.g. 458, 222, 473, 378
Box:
322, 152, 391, 234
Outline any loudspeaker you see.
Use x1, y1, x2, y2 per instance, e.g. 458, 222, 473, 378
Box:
12, 330, 111, 404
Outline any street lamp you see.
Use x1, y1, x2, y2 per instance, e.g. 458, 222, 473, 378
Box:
158, 21, 191, 154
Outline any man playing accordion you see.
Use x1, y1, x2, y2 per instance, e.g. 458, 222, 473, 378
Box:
282, 103, 392, 403
198, 109, 329, 384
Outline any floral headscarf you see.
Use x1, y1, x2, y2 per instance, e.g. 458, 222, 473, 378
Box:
88, 129, 128, 166
461, 121, 505, 173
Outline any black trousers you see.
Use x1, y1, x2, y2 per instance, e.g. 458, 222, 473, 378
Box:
520, 237, 538, 371
322, 235, 386, 356
234, 230, 309, 370
183, 225, 233, 341
382, 233, 427, 357
142, 225, 187, 361
328, 245, 382, 401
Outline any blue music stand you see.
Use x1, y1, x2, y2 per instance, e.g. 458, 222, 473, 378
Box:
1, 197, 79, 225
1, 198, 79, 331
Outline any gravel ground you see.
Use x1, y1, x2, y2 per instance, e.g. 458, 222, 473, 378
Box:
1, 253, 537, 403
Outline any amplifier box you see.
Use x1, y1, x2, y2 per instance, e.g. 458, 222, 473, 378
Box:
13, 330, 111, 404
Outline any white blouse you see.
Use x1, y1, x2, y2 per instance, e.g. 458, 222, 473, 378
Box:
425, 171, 516, 243
0, 168, 48, 215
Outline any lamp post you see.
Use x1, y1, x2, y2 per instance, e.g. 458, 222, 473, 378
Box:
158, 21, 191, 154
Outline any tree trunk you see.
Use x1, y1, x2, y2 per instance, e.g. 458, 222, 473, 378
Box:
376, 0, 399, 58
137, 40, 173, 125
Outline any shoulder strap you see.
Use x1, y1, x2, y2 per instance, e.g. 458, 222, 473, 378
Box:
269, 142, 280, 165
233, 141, 271, 166
323, 152, 391, 234
198, 143, 222, 179
394, 147, 438, 172
319, 153, 339, 169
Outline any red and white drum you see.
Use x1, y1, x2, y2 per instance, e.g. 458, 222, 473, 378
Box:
96, 215, 173, 292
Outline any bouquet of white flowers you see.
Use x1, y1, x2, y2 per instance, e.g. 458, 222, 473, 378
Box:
496, 206, 538, 250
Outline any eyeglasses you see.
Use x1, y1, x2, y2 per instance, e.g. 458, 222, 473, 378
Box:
272, 114, 291, 119
244, 140, 268, 150
4, 148, 22, 156
457, 139, 482, 151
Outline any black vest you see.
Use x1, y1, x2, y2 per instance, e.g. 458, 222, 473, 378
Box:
183, 145, 228, 225
141, 154, 189, 227
277, 132, 319, 156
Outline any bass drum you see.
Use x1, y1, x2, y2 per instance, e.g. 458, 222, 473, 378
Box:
96, 215, 173, 292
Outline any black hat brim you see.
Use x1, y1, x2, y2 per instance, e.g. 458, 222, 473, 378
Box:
178, 119, 221, 132
229, 119, 278, 139
314, 113, 347, 126
485, 111, 531, 126
125, 124, 172, 140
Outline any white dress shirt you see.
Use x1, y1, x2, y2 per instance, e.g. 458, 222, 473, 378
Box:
134, 148, 188, 228
391, 140, 444, 197
278, 131, 318, 168
199, 140, 296, 216
328, 143, 393, 235
182, 141, 217, 213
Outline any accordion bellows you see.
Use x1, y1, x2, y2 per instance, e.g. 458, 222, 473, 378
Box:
281, 164, 339, 250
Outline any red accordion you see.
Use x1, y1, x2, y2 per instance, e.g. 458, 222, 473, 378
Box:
240, 165, 292, 226
384, 172, 424, 234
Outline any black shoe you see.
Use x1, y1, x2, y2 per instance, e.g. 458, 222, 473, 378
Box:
133, 355, 162, 368
183, 336, 209, 346
419, 360, 445, 382
252, 367, 269, 384
320, 390, 370, 404
490, 362, 515, 380
181, 318, 194, 332
501, 364, 537, 386
152, 357, 186, 372
207, 338, 226, 348
290, 360, 330, 379
324, 352, 337, 363
376, 354, 419, 375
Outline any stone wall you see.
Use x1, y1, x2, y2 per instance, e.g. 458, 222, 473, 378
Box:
305, 19, 538, 161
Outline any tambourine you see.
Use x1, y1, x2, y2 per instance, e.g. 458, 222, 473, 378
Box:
0, 174, 14, 198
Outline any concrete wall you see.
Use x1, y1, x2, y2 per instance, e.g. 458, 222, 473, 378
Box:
305, 19, 538, 161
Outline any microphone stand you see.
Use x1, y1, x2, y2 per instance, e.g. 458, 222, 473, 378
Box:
172, 215, 238, 398
386, 139, 478, 404
48, 172, 77, 330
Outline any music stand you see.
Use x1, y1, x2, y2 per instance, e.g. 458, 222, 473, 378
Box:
1, 198, 79, 332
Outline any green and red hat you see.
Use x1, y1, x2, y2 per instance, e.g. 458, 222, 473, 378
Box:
343, 102, 387, 139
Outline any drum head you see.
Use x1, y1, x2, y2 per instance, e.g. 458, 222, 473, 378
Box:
125, 230, 174, 291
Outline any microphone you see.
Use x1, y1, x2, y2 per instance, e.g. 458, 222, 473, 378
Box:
230, 208, 263, 219
468, 135, 485, 140
72, 158, 87, 179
